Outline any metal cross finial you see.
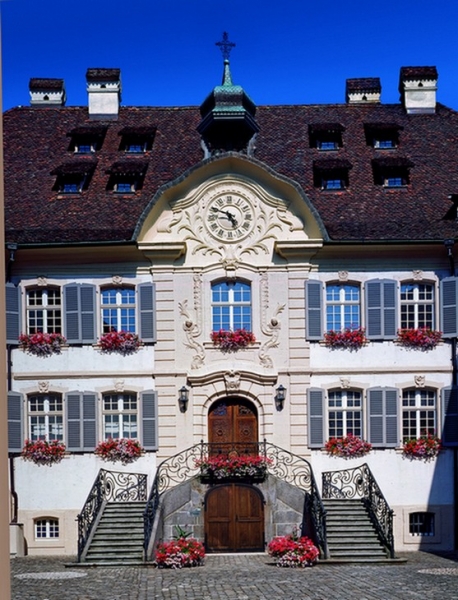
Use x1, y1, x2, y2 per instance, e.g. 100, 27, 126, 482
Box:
216, 32, 236, 60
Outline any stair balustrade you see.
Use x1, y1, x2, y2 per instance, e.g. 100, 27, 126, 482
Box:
77, 469, 147, 562
322, 463, 394, 558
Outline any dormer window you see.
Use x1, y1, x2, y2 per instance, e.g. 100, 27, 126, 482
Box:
309, 123, 345, 150
372, 157, 413, 188
106, 160, 148, 193
67, 126, 107, 154
364, 123, 402, 150
313, 158, 352, 191
118, 127, 156, 154
51, 161, 97, 194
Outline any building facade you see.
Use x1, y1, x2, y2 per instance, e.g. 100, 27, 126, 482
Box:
4, 59, 458, 557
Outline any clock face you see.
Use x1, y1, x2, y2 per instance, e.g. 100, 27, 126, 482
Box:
206, 194, 255, 241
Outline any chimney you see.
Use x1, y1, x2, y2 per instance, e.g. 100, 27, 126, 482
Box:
346, 78, 381, 104
86, 68, 121, 119
29, 78, 66, 106
399, 66, 438, 114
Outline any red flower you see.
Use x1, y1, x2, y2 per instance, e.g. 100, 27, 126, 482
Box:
324, 327, 366, 350
403, 432, 441, 461
268, 533, 319, 567
19, 332, 66, 357
155, 537, 205, 569
98, 330, 141, 355
21, 439, 66, 466
396, 328, 442, 350
195, 454, 272, 479
325, 433, 372, 458
95, 438, 143, 465
211, 329, 256, 351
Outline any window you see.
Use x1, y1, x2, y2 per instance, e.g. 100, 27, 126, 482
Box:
106, 161, 148, 192
101, 287, 136, 333
400, 283, 434, 329
67, 126, 107, 153
61, 175, 85, 193
402, 389, 436, 440
372, 157, 413, 187
374, 138, 396, 149
212, 280, 252, 331
28, 393, 63, 441
26, 288, 62, 334
322, 177, 344, 190
409, 512, 434, 536
309, 123, 344, 149
364, 123, 401, 149
114, 180, 136, 193
313, 159, 352, 190
317, 139, 338, 151
118, 127, 156, 153
51, 161, 96, 194
125, 141, 147, 154
326, 284, 360, 331
384, 174, 407, 188
102, 392, 138, 439
328, 390, 362, 438
35, 518, 59, 539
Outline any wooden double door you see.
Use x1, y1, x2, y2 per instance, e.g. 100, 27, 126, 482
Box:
205, 398, 264, 552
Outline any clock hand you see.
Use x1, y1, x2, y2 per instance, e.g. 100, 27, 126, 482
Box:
210, 207, 238, 227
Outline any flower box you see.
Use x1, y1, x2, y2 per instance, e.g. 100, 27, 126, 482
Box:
21, 439, 66, 466
323, 327, 366, 350
325, 433, 372, 458
194, 454, 272, 481
210, 329, 256, 351
95, 438, 144, 465
18, 332, 66, 357
396, 328, 442, 350
268, 533, 319, 567
155, 537, 205, 569
402, 433, 442, 461
98, 330, 141, 355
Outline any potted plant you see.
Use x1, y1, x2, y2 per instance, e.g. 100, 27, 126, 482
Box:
194, 454, 272, 481
18, 332, 66, 357
155, 529, 205, 569
402, 432, 442, 461
94, 438, 144, 465
325, 433, 372, 458
98, 330, 141, 355
21, 439, 66, 466
211, 328, 256, 351
267, 532, 319, 568
396, 328, 442, 350
324, 326, 366, 350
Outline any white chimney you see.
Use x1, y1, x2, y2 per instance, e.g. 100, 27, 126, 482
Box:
29, 78, 66, 106
86, 68, 121, 119
399, 66, 437, 114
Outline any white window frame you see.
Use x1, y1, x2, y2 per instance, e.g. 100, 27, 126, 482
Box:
102, 392, 138, 440
400, 282, 435, 329
28, 393, 63, 442
326, 283, 361, 332
100, 287, 136, 333
35, 518, 59, 539
402, 388, 437, 440
211, 280, 252, 331
26, 287, 62, 334
327, 389, 363, 439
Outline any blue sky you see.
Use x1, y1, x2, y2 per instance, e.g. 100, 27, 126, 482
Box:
2, 0, 458, 111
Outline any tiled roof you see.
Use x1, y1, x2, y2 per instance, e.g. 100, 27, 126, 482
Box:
29, 78, 64, 90
4, 100, 458, 245
86, 68, 120, 82
346, 78, 381, 92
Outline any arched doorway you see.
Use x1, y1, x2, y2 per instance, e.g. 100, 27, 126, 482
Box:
208, 397, 258, 451
205, 484, 265, 552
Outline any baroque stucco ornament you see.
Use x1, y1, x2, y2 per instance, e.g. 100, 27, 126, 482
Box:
224, 370, 241, 393
179, 275, 205, 370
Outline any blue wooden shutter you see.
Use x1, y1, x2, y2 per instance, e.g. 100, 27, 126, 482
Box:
8, 392, 23, 453
441, 387, 458, 446
368, 388, 398, 447
307, 388, 324, 448
365, 280, 397, 340
305, 280, 323, 341
141, 390, 157, 450
66, 392, 97, 450
6, 284, 21, 344
440, 277, 458, 338
138, 283, 156, 343
64, 284, 96, 344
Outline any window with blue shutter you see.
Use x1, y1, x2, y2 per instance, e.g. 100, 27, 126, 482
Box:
440, 277, 458, 338
365, 280, 397, 340
141, 390, 158, 450
64, 284, 96, 344
307, 388, 325, 448
138, 283, 156, 343
367, 388, 398, 447
66, 392, 97, 451
6, 284, 21, 344
441, 387, 458, 447
305, 281, 323, 340
8, 392, 23, 453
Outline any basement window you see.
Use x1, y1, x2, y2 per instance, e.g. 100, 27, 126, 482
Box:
35, 518, 59, 539
409, 512, 434, 536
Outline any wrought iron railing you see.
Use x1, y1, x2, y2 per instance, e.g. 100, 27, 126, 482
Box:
322, 463, 394, 558
143, 441, 328, 558
77, 468, 147, 561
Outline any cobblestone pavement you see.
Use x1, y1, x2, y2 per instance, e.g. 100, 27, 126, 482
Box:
10, 551, 458, 600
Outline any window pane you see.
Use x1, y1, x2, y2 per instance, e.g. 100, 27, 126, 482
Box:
211, 280, 252, 331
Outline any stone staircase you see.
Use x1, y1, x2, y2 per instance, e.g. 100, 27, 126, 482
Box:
82, 502, 145, 564
323, 499, 389, 562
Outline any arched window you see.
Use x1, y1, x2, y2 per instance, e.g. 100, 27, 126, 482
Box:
328, 389, 362, 438
211, 281, 252, 331
101, 287, 136, 333
400, 282, 434, 329
326, 284, 360, 331
402, 388, 436, 440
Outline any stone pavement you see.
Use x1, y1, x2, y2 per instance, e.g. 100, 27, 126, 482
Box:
10, 551, 458, 600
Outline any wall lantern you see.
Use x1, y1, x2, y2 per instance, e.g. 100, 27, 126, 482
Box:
178, 386, 189, 413
275, 384, 287, 411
